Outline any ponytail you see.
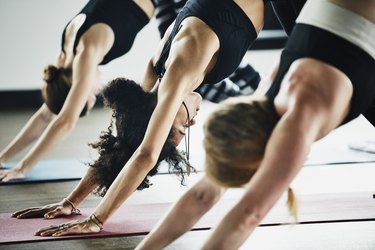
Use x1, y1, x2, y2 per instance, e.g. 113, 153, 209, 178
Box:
287, 187, 298, 223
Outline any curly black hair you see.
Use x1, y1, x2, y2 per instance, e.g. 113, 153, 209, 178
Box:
88, 77, 193, 197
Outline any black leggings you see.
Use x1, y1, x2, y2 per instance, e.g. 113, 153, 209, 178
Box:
364, 101, 375, 127
267, 24, 375, 124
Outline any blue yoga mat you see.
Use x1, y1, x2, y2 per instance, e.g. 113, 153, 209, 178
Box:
3, 147, 375, 185
1, 159, 89, 185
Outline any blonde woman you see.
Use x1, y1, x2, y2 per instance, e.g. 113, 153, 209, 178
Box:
136, 0, 375, 249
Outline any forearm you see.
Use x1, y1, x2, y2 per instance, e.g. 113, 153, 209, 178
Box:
92, 153, 155, 223
137, 177, 223, 250
65, 167, 98, 206
202, 198, 260, 250
202, 111, 319, 249
16, 115, 76, 173
0, 105, 52, 162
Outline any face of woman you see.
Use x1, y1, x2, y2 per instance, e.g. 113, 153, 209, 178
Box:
172, 92, 202, 145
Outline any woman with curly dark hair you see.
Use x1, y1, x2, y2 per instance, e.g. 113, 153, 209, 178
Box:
88, 77, 196, 196
12, 76, 201, 220
13, 0, 265, 237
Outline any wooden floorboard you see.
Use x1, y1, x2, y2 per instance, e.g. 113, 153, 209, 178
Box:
3, 221, 375, 250
1, 105, 375, 249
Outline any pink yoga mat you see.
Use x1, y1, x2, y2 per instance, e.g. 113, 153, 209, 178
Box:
1, 192, 375, 244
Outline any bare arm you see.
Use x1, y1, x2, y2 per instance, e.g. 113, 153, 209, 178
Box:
0, 23, 113, 183
13, 166, 98, 219
92, 45, 207, 223
201, 60, 353, 250
0, 48, 103, 182
91, 25, 221, 223
136, 176, 225, 250
0, 104, 54, 164
202, 107, 319, 250
34, 22, 221, 237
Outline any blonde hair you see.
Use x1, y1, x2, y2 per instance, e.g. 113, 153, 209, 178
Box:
203, 95, 299, 220
287, 187, 298, 222
204, 96, 279, 187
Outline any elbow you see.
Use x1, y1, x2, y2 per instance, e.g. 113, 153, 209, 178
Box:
237, 205, 264, 231
133, 148, 159, 172
54, 115, 77, 132
192, 187, 221, 209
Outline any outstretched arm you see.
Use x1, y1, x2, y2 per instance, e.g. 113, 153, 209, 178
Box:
202, 106, 318, 250
91, 24, 221, 224
201, 59, 353, 249
136, 176, 225, 250
13, 166, 98, 219
0, 104, 54, 168
0, 46, 103, 182
35, 23, 222, 237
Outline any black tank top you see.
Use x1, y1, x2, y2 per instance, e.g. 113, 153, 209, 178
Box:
61, 0, 149, 65
154, 0, 257, 84
266, 24, 375, 125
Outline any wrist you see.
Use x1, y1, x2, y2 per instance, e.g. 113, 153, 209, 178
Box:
0, 154, 7, 166
15, 160, 29, 174
63, 198, 81, 215
89, 213, 103, 231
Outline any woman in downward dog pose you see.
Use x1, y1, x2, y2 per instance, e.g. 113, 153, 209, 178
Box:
136, 0, 375, 249
13, 0, 265, 237
0, 0, 154, 182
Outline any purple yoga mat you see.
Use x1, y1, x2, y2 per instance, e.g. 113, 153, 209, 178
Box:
0, 201, 236, 244
2, 192, 375, 244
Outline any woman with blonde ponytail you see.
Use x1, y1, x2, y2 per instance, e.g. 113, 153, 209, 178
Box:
136, 0, 375, 249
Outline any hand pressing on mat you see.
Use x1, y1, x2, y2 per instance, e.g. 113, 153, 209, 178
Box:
12, 198, 81, 219
0, 167, 25, 182
35, 214, 103, 237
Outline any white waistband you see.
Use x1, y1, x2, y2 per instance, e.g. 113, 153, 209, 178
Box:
296, 0, 375, 59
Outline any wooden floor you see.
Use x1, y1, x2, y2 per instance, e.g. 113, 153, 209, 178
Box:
1, 106, 375, 249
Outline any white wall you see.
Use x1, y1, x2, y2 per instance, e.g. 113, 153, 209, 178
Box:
0, 0, 160, 91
